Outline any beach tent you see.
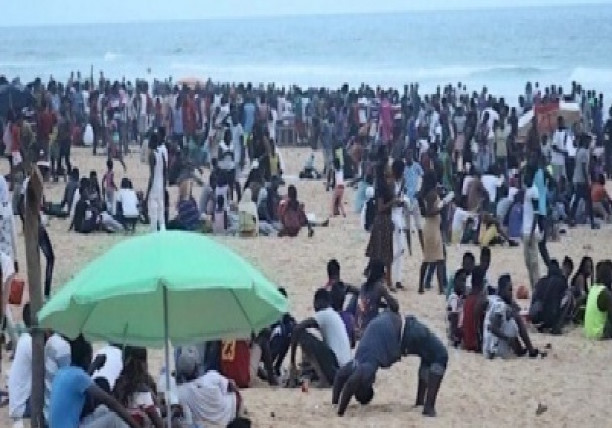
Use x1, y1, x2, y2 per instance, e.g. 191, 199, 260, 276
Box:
517, 101, 581, 142
38, 231, 287, 428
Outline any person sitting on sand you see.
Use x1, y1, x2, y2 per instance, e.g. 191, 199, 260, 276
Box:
299, 152, 322, 179
278, 185, 314, 238
529, 259, 570, 334
462, 266, 488, 352
289, 289, 352, 387
8, 304, 32, 424
115, 178, 139, 232
401, 315, 449, 417
445, 251, 476, 298
478, 213, 518, 247
49, 335, 139, 428
176, 348, 245, 427
571, 256, 594, 322
332, 310, 402, 416
168, 180, 201, 231
355, 260, 399, 339
483, 274, 540, 359
584, 259, 612, 340
112, 346, 164, 428
59, 168, 80, 213
447, 269, 468, 347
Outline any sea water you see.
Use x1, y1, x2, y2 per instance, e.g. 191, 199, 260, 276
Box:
1, 4, 611, 100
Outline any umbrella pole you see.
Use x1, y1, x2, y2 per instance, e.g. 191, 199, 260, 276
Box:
163, 285, 172, 428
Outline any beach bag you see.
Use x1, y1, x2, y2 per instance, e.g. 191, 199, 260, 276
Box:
220, 340, 251, 388
9, 278, 25, 305
83, 123, 94, 146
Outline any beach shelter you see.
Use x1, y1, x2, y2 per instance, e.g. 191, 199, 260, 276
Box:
38, 231, 288, 427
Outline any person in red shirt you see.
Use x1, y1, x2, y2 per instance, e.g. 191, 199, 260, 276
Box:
36, 101, 55, 158
462, 267, 487, 352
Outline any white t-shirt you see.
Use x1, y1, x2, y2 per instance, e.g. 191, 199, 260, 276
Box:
313, 308, 352, 366
522, 185, 540, 237
481, 174, 503, 203
44, 334, 71, 420
462, 175, 476, 196
92, 345, 124, 390
116, 189, 139, 218
8, 333, 32, 418
551, 129, 567, 165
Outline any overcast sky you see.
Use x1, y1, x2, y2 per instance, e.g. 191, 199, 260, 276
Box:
4, 0, 610, 27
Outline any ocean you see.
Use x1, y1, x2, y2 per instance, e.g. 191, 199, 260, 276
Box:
2, 4, 612, 101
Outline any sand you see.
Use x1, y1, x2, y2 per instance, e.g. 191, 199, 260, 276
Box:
1, 145, 611, 428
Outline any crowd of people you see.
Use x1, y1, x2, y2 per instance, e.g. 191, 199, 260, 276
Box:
1, 71, 612, 427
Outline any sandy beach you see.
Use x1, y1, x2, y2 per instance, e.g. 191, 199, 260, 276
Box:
1, 146, 611, 428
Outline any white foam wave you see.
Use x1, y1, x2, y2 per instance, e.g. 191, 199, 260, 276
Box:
104, 51, 120, 61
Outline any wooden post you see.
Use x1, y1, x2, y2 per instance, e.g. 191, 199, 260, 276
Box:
24, 166, 44, 428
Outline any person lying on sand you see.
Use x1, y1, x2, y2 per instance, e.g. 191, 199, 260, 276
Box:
332, 310, 402, 416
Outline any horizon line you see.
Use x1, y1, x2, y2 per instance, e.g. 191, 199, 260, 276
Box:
0, 1, 609, 29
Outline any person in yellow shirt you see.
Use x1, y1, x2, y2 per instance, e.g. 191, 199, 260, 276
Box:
584, 260, 612, 340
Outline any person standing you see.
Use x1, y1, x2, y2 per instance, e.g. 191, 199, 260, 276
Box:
418, 171, 446, 294
569, 134, 598, 229
365, 151, 396, 291
146, 134, 167, 232
551, 116, 568, 181
391, 160, 407, 290
522, 169, 541, 289
403, 148, 424, 255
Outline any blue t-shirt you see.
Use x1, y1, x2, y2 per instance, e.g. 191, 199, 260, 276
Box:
534, 168, 547, 215
404, 162, 424, 200
49, 366, 93, 428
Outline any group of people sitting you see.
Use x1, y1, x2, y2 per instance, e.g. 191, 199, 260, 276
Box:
445, 251, 541, 359
8, 306, 254, 427
529, 255, 612, 340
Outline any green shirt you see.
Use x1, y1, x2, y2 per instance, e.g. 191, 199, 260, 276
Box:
584, 285, 607, 340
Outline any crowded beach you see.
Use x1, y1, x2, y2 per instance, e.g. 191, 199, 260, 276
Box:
0, 72, 611, 427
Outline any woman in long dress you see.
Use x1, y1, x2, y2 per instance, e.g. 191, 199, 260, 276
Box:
418, 171, 446, 294
365, 153, 397, 291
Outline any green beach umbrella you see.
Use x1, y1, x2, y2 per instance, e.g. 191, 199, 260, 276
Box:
38, 231, 287, 428
38, 230, 288, 346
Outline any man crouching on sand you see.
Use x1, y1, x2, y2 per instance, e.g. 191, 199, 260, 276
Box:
332, 309, 402, 416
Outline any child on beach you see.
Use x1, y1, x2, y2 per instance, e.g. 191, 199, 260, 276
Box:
115, 178, 139, 232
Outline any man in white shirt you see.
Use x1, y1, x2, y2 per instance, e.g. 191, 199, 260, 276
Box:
551, 116, 568, 181
481, 168, 503, 213
522, 170, 541, 289
290, 289, 352, 386
91, 344, 123, 390
8, 304, 32, 423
